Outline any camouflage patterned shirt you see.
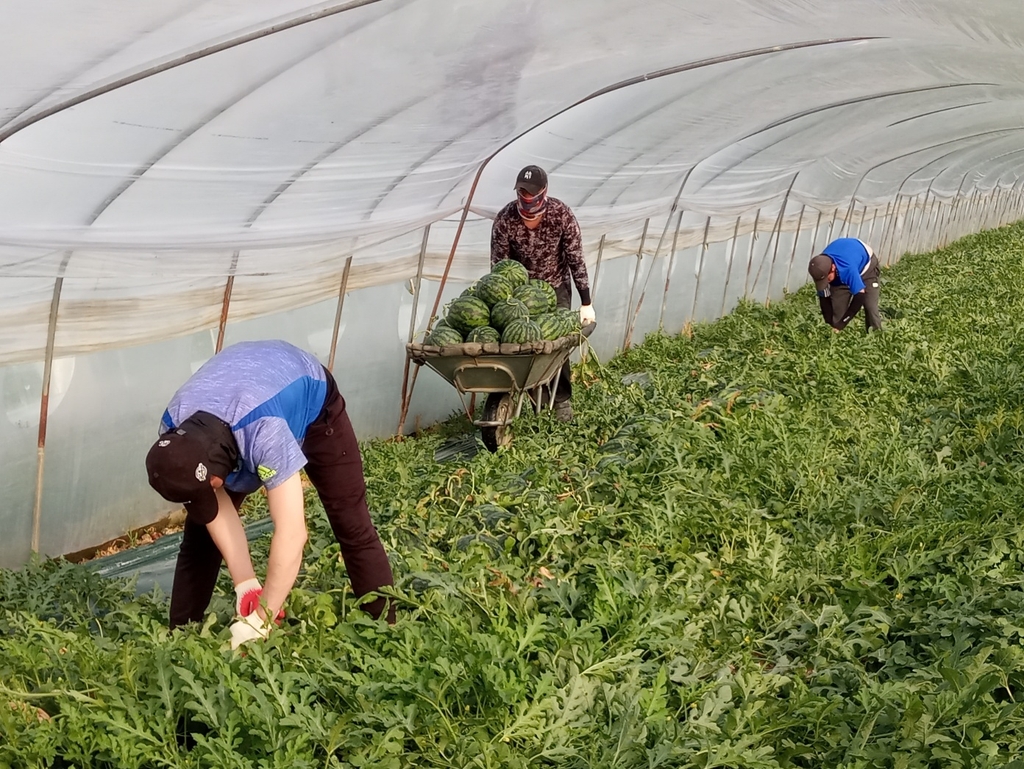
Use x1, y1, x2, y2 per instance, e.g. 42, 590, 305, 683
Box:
490, 197, 592, 305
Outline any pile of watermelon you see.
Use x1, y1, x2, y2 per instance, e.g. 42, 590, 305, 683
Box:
427, 260, 582, 346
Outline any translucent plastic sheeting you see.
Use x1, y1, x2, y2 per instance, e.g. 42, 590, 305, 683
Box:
0, 192, 1017, 566
4, 0, 1024, 363
5, 0, 1024, 564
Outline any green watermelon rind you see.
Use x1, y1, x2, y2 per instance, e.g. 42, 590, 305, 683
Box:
491, 259, 530, 288
446, 296, 491, 335
428, 326, 465, 346
466, 326, 501, 343
528, 279, 557, 312
501, 318, 544, 344
474, 273, 514, 307
511, 284, 551, 316
533, 312, 565, 341
490, 297, 530, 332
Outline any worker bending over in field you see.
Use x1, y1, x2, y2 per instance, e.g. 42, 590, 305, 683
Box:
807, 237, 883, 332
145, 340, 394, 649
491, 164, 595, 422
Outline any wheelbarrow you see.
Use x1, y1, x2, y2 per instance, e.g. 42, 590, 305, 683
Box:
406, 322, 596, 452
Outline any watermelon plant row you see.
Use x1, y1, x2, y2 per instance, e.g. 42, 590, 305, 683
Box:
428, 260, 581, 346
6, 224, 1024, 766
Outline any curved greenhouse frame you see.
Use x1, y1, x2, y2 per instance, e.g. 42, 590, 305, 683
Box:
3, 0, 1024, 566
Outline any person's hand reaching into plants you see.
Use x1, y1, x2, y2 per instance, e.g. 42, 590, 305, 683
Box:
234, 577, 285, 623
229, 612, 271, 650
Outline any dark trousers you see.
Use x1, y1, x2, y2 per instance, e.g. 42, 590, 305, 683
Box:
552, 283, 573, 403
831, 255, 882, 331
169, 369, 395, 628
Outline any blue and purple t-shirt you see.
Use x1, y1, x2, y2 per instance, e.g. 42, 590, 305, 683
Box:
160, 340, 327, 494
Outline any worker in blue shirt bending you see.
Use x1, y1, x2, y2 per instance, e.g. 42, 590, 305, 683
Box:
144, 340, 395, 649
807, 237, 882, 331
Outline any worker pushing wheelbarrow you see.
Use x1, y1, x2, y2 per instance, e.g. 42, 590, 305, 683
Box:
406, 164, 597, 450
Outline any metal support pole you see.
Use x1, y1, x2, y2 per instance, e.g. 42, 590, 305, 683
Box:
591, 234, 607, 301
623, 218, 650, 349
760, 174, 797, 301
827, 207, 840, 243
626, 164, 697, 343
327, 256, 354, 373
659, 209, 684, 330
809, 209, 824, 258
948, 196, 964, 245
32, 251, 73, 554
866, 204, 882, 246
215, 251, 240, 353
783, 203, 807, 292
878, 195, 901, 264
719, 216, 742, 317
405, 225, 430, 344
892, 196, 916, 263
742, 208, 761, 297
933, 200, 949, 249
963, 190, 980, 239
855, 203, 869, 240
840, 191, 858, 238
686, 216, 712, 329
911, 189, 934, 255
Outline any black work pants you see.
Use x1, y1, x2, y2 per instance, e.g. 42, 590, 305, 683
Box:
830, 255, 882, 331
169, 369, 394, 628
551, 283, 573, 403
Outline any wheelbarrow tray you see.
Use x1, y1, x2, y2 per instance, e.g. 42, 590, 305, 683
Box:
406, 333, 587, 395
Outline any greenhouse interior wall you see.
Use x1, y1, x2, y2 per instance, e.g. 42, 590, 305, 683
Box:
3, 0, 1024, 567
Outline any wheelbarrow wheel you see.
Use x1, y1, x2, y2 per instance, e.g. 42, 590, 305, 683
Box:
480, 392, 514, 453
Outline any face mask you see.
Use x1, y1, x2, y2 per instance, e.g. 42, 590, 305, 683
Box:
517, 188, 548, 220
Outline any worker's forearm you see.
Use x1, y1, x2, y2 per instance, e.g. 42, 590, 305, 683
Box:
261, 524, 306, 618
833, 292, 866, 330
205, 490, 256, 586
261, 472, 308, 619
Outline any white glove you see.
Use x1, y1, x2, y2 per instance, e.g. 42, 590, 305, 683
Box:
579, 304, 596, 325
235, 578, 263, 617
229, 612, 271, 650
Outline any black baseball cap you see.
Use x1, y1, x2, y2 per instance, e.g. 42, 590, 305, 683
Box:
515, 165, 548, 195
145, 411, 238, 525
808, 254, 834, 292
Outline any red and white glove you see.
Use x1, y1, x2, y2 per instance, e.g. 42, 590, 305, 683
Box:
229, 612, 271, 650
234, 578, 285, 624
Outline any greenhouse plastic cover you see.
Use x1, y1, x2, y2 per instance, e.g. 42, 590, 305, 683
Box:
4, 0, 1024, 566
4, 0, 1024, 363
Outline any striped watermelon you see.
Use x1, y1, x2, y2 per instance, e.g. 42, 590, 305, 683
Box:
491, 259, 530, 288
558, 307, 582, 335
428, 325, 464, 346
511, 283, 552, 316
466, 326, 501, 343
489, 297, 529, 332
528, 279, 557, 312
533, 312, 566, 341
474, 272, 514, 307
445, 296, 491, 336
501, 318, 544, 344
